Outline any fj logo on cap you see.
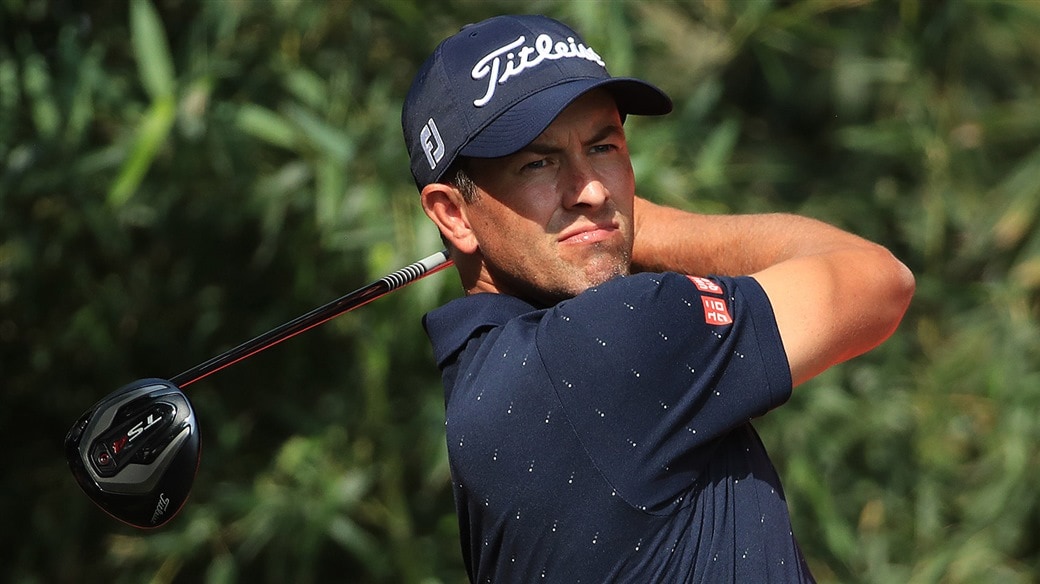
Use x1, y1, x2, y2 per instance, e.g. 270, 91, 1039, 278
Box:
420, 118, 445, 169
471, 34, 606, 107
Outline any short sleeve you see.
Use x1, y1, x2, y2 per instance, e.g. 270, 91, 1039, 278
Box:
535, 272, 791, 511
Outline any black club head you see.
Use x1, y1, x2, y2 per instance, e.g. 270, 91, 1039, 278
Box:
65, 378, 200, 529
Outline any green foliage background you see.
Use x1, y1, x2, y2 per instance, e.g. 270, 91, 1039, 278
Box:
3, 0, 1039, 582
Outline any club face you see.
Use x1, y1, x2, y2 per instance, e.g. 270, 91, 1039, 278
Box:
65, 378, 200, 529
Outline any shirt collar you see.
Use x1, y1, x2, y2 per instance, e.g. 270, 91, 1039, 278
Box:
423, 293, 538, 368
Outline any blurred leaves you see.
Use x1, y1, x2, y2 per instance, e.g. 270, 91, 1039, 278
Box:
2, 0, 1040, 583
130, 0, 175, 100
108, 0, 178, 207
107, 95, 176, 207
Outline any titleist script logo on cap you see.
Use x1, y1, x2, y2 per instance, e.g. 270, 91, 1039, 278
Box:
471, 33, 606, 107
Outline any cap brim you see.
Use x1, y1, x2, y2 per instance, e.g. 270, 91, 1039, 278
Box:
459, 77, 672, 159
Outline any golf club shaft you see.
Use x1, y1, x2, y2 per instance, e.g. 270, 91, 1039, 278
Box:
170, 250, 452, 388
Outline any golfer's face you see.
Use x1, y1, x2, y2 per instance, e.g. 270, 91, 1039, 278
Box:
465, 90, 636, 305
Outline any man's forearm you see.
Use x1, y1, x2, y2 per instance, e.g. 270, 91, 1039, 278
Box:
631, 196, 881, 277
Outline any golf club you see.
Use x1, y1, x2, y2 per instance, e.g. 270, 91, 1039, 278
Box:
65, 250, 452, 529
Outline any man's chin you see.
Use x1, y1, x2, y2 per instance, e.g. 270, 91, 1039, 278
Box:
579, 253, 631, 289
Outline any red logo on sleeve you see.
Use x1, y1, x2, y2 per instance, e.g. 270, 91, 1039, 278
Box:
688, 276, 723, 295
702, 296, 733, 326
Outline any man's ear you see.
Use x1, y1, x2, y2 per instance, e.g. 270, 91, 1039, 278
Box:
421, 183, 479, 254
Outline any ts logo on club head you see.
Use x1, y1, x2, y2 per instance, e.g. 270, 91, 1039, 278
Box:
420, 118, 445, 170
127, 412, 164, 443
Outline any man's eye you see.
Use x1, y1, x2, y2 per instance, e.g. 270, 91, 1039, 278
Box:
523, 159, 548, 170
591, 144, 616, 154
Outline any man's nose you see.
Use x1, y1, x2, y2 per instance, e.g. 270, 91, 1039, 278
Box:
562, 160, 609, 209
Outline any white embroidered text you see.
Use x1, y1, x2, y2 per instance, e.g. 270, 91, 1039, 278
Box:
471, 34, 605, 107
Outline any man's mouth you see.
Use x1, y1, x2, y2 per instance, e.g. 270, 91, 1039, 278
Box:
558, 223, 619, 245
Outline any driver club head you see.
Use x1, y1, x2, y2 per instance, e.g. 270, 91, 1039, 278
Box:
65, 378, 200, 529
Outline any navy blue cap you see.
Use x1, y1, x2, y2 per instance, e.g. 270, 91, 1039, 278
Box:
402, 14, 672, 188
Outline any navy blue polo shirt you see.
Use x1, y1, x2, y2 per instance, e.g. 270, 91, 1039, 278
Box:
424, 272, 815, 583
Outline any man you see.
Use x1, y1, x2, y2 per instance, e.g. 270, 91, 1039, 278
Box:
402, 14, 914, 583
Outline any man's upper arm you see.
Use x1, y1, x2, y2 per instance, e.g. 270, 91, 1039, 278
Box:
751, 244, 914, 387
